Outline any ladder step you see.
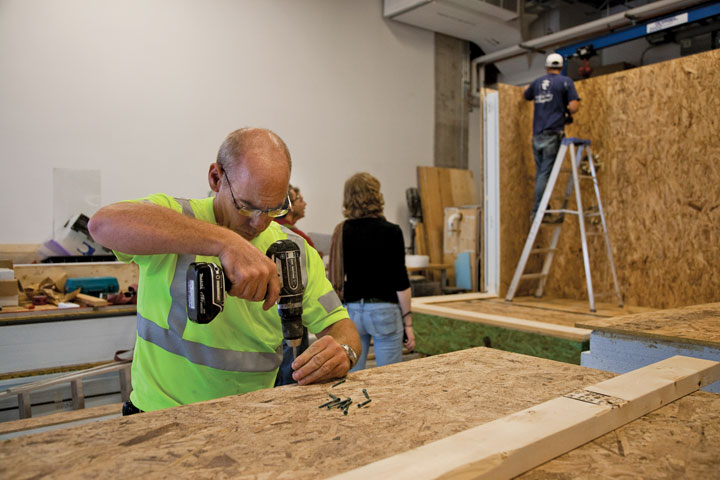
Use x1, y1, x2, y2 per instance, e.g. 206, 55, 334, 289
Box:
531, 248, 557, 254
545, 209, 579, 215
521, 273, 548, 280
559, 171, 593, 179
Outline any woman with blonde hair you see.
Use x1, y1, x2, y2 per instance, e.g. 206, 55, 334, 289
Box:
329, 172, 415, 371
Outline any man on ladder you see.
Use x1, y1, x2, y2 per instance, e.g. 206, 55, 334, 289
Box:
524, 53, 580, 223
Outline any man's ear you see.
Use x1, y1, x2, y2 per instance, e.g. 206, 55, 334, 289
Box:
208, 163, 222, 193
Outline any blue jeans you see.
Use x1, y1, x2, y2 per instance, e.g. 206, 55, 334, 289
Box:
346, 301, 403, 372
531, 132, 563, 217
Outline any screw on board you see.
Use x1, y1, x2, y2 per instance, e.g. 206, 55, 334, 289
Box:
362, 389, 370, 400
357, 399, 372, 408
319, 398, 341, 409
332, 378, 346, 387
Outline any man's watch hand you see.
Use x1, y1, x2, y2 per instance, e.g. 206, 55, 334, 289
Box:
340, 343, 358, 369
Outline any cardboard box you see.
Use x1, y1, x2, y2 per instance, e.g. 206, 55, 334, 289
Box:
0, 279, 19, 296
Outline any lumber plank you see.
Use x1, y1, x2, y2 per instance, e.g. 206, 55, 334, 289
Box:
412, 292, 497, 305
74, 293, 109, 307
412, 302, 592, 342
330, 356, 720, 480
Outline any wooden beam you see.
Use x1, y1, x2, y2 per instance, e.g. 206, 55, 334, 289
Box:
17, 392, 31, 419
412, 292, 497, 305
330, 356, 720, 480
413, 302, 591, 342
75, 293, 109, 307
70, 379, 85, 410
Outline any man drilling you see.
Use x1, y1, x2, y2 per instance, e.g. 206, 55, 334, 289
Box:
89, 127, 360, 414
524, 53, 580, 222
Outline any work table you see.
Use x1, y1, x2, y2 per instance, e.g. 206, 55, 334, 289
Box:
1, 347, 717, 479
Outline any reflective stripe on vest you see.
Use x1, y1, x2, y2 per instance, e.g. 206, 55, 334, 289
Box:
135, 197, 282, 372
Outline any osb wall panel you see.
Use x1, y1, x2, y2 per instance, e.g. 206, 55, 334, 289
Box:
499, 49, 720, 308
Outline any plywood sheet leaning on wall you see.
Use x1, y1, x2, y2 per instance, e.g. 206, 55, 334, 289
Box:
417, 167, 477, 271
498, 49, 720, 308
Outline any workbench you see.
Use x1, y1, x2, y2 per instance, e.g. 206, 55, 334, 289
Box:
1, 347, 717, 479
579, 302, 720, 393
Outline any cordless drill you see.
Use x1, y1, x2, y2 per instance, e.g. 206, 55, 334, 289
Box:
186, 239, 305, 357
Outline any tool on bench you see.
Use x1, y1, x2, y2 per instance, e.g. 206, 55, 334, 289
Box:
186, 239, 305, 359
64, 276, 119, 297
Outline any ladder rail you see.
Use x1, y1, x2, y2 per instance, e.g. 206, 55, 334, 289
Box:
505, 143, 569, 301
571, 143, 596, 312
534, 145, 582, 297
585, 146, 623, 307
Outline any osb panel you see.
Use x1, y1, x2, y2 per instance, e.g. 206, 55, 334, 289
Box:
576, 302, 720, 347
2, 348, 719, 479
0, 348, 611, 479
499, 49, 720, 308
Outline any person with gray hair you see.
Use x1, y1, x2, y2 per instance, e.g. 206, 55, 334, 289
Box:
89, 127, 360, 414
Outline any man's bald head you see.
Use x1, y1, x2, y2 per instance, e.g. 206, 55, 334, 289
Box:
217, 127, 292, 172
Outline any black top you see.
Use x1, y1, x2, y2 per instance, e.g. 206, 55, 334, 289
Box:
342, 217, 410, 303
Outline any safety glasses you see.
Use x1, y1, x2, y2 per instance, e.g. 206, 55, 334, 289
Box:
223, 170, 291, 218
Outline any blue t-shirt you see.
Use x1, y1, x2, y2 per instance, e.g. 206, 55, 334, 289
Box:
524, 73, 579, 135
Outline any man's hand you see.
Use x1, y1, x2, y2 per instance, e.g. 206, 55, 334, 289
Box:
291, 317, 361, 385
218, 242, 280, 310
291, 336, 350, 386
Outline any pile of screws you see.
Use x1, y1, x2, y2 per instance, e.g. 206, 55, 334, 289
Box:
317, 382, 372, 416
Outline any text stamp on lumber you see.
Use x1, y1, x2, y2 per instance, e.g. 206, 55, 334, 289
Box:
329, 356, 720, 480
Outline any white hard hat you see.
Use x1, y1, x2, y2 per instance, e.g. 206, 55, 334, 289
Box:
545, 53, 564, 68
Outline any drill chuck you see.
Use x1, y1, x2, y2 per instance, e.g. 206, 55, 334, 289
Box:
267, 239, 305, 345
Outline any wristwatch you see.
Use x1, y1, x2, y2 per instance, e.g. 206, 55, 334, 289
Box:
340, 343, 358, 369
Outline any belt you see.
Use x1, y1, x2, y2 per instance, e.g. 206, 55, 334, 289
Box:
361, 298, 387, 303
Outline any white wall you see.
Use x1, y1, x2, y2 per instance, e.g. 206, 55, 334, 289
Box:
0, 0, 434, 244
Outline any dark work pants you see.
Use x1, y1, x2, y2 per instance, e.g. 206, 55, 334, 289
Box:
274, 327, 310, 386
531, 132, 563, 218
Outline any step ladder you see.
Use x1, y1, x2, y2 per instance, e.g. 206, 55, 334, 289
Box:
505, 137, 622, 312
